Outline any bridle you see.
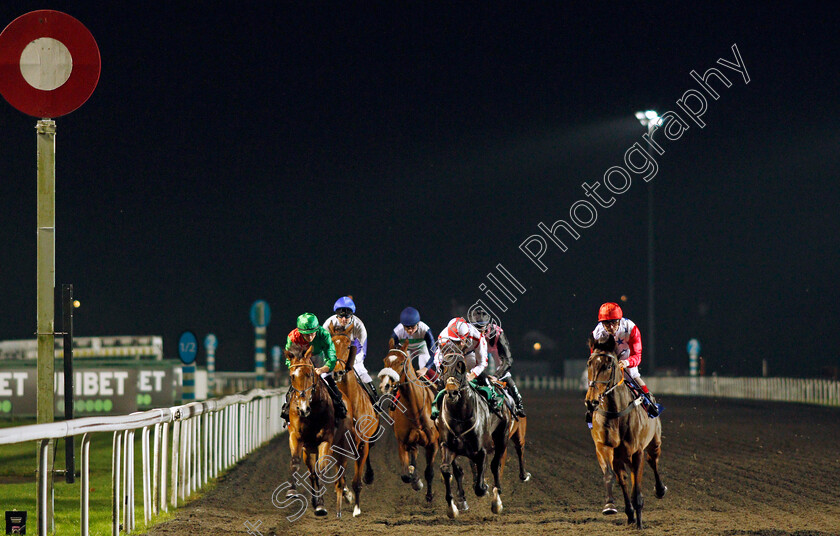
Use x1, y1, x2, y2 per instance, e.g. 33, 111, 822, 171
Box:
288, 362, 318, 400
588, 351, 642, 419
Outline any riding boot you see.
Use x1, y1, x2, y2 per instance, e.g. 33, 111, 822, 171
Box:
505, 378, 526, 417
363, 381, 379, 406
280, 389, 291, 422
644, 391, 661, 417
323, 375, 347, 420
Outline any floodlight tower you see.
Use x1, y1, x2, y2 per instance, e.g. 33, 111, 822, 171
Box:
636, 110, 661, 374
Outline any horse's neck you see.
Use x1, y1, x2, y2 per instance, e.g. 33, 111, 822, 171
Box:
399, 379, 430, 416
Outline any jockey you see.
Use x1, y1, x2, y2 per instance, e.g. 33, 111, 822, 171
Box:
591, 302, 661, 418
322, 296, 379, 406
468, 308, 526, 417
280, 312, 347, 422
430, 317, 492, 419
391, 306, 436, 375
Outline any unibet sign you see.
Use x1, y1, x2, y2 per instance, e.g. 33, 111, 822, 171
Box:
0, 366, 178, 416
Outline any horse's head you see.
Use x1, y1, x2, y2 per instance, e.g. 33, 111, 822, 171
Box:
440, 351, 467, 401
585, 335, 620, 412
378, 339, 410, 408
287, 352, 318, 418
331, 332, 355, 382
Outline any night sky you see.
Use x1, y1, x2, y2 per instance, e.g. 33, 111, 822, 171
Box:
1, 3, 838, 377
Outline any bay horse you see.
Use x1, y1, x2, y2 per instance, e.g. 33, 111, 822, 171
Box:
377, 339, 438, 502
284, 351, 350, 517
329, 331, 378, 517
586, 335, 667, 528
436, 354, 513, 518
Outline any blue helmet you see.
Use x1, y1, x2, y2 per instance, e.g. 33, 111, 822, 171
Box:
400, 307, 421, 327
333, 296, 356, 313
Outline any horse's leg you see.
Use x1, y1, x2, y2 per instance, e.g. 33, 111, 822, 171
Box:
398, 441, 413, 484
364, 453, 375, 485
489, 425, 508, 514
439, 444, 459, 518
514, 420, 531, 481
307, 450, 327, 516
452, 459, 468, 511
613, 456, 633, 525
351, 441, 368, 517
646, 427, 667, 499
287, 434, 304, 498
595, 444, 618, 515
472, 449, 489, 497
409, 447, 424, 491
631, 450, 645, 529
424, 441, 437, 503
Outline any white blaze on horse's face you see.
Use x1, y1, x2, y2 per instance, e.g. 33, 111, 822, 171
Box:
291, 367, 310, 414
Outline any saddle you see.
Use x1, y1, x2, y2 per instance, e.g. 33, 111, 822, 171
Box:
490, 378, 516, 414
470, 380, 505, 412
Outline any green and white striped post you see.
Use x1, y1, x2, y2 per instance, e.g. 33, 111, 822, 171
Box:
250, 301, 271, 389
178, 331, 198, 401
204, 334, 217, 396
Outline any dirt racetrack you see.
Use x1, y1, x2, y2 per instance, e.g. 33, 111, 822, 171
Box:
143, 390, 840, 536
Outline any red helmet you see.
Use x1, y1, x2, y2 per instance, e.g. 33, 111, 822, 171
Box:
598, 302, 623, 322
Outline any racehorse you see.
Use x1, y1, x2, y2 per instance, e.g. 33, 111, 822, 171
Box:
436, 353, 514, 518
586, 335, 667, 528
377, 339, 438, 502
329, 331, 378, 517
284, 351, 350, 517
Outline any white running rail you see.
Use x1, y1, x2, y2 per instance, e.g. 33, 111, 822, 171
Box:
515, 375, 840, 407
0, 387, 287, 535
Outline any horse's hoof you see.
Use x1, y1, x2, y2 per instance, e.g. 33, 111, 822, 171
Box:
447, 500, 459, 519
343, 487, 354, 504
491, 487, 503, 514
474, 482, 488, 497
520, 472, 531, 482
425, 492, 434, 503
364, 469, 375, 485
656, 484, 668, 499
353, 505, 362, 517
286, 488, 300, 498
314, 506, 328, 517
457, 499, 469, 511
602, 504, 618, 515
401, 474, 412, 484
412, 479, 424, 491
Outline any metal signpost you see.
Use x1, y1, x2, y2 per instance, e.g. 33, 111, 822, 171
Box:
204, 333, 218, 396
178, 331, 199, 401
0, 10, 100, 534
271, 345, 281, 387
249, 301, 271, 388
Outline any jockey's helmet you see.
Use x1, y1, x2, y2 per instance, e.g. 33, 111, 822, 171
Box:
598, 302, 623, 322
296, 313, 320, 334
468, 307, 492, 331
333, 296, 356, 314
400, 307, 421, 327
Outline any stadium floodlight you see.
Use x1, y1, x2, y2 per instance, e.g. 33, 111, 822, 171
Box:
636, 110, 661, 131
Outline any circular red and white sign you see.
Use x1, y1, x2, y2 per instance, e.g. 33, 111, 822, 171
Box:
0, 10, 100, 118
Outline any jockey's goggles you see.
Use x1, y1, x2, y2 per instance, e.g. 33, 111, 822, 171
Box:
336, 309, 353, 319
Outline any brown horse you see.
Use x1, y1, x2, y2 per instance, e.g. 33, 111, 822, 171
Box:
585, 335, 667, 528
329, 331, 379, 517
284, 351, 350, 517
378, 339, 438, 502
